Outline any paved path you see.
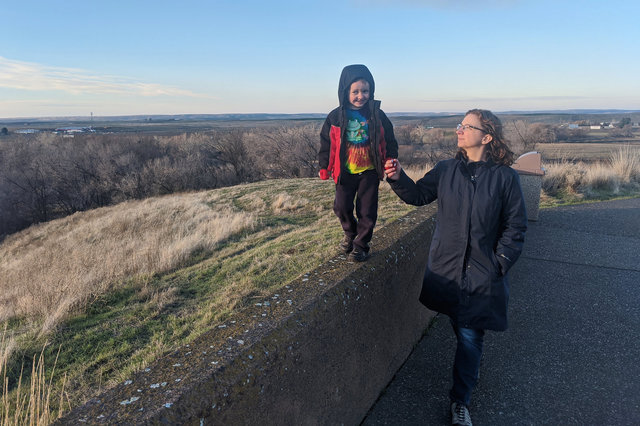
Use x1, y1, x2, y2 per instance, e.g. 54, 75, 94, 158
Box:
362, 198, 640, 425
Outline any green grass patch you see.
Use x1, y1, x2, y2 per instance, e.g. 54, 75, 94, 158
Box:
1, 177, 416, 413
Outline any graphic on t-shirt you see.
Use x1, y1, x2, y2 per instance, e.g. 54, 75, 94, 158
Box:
347, 145, 372, 171
346, 118, 368, 144
345, 109, 373, 174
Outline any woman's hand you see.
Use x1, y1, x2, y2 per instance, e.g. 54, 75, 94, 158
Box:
384, 158, 401, 180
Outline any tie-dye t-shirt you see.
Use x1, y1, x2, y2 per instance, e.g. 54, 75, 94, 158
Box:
345, 109, 374, 174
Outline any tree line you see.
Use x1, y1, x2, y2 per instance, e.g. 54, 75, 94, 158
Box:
0, 126, 321, 238
0, 118, 612, 239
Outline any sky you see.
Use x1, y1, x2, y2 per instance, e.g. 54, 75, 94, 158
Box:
1, 0, 638, 118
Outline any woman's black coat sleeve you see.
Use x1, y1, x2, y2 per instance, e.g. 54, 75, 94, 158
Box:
388, 163, 441, 206
495, 171, 527, 274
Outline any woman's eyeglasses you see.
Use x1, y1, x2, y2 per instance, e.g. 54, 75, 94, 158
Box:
456, 123, 486, 133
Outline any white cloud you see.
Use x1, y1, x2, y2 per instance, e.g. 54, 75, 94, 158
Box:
0, 56, 211, 98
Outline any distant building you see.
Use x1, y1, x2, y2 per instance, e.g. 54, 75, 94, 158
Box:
15, 128, 39, 134
54, 127, 95, 134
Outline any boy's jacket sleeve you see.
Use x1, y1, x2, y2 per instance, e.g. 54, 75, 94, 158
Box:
319, 117, 331, 169
380, 111, 399, 159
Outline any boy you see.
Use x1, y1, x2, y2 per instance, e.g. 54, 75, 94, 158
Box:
318, 64, 398, 262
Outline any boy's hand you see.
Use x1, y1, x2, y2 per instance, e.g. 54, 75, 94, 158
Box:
384, 158, 401, 180
318, 169, 330, 180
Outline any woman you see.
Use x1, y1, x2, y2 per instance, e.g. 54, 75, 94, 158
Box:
384, 109, 527, 426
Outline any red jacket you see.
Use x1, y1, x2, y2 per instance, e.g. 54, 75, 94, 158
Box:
319, 100, 398, 184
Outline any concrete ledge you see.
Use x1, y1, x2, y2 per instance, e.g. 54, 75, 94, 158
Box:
57, 205, 438, 425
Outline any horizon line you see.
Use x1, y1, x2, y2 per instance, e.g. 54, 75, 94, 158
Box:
2, 108, 640, 122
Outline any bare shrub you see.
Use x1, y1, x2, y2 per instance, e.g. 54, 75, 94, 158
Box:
397, 145, 417, 164
209, 130, 257, 183
253, 124, 321, 178
0, 192, 256, 335
419, 127, 447, 145
0, 131, 243, 238
505, 121, 556, 153
394, 125, 420, 146
609, 144, 640, 183
542, 161, 584, 196
542, 147, 640, 199
582, 163, 620, 194
394, 124, 457, 166
554, 126, 588, 142
609, 125, 634, 138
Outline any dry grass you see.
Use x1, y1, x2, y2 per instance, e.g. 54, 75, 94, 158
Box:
0, 192, 255, 336
0, 177, 416, 415
541, 145, 640, 203
609, 144, 640, 182
404, 163, 435, 182
1, 330, 67, 425
271, 192, 310, 213
537, 142, 640, 162
377, 163, 434, 190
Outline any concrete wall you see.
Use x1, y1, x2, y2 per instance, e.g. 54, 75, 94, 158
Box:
518, 174, 543, 221
57, 205, 438, 425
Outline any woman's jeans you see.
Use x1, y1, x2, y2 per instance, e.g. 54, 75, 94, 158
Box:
449, 322, 485, 406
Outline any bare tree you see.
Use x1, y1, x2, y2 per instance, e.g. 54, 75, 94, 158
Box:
505, 121, 556, 154
208, 130, 257, 183
257, 124, 320, 178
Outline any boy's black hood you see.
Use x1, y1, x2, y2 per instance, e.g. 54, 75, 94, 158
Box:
338, 64, 375, 107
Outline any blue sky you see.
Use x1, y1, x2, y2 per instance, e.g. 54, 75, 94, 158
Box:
1, 0, 638, 118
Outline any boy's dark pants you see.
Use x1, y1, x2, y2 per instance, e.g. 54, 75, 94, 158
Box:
333, 170, 379, 253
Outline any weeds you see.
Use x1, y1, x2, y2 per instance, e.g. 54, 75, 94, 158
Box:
609, 144, 640, 182
1, 329, 67, 425
541, 145, 640, 206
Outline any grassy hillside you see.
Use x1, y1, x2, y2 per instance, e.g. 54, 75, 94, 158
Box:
2, 143, 639, 421
0, 175, 420, 417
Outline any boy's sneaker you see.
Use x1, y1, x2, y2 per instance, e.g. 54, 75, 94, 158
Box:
451, 402, 472, 426
339, 236, 353, 254
348, 247, 369, 262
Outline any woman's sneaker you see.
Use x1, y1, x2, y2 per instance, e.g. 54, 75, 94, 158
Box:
451, 402, 472, 426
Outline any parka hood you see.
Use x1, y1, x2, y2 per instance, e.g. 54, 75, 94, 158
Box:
338, 64, 375, 107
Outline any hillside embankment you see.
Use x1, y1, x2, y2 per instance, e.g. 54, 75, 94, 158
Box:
57, 204, 438, 424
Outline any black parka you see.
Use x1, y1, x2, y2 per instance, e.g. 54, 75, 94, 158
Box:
389, 155, 527, 331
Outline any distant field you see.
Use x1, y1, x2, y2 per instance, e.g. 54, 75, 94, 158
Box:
3, 111, 639, 134
536, 141, 640, 162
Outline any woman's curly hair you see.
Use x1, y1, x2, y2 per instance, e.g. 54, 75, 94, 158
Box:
461, 109, 515, 166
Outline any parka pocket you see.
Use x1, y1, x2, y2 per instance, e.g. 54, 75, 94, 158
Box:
491, 252, 505, 276
467, 256, 500, 295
